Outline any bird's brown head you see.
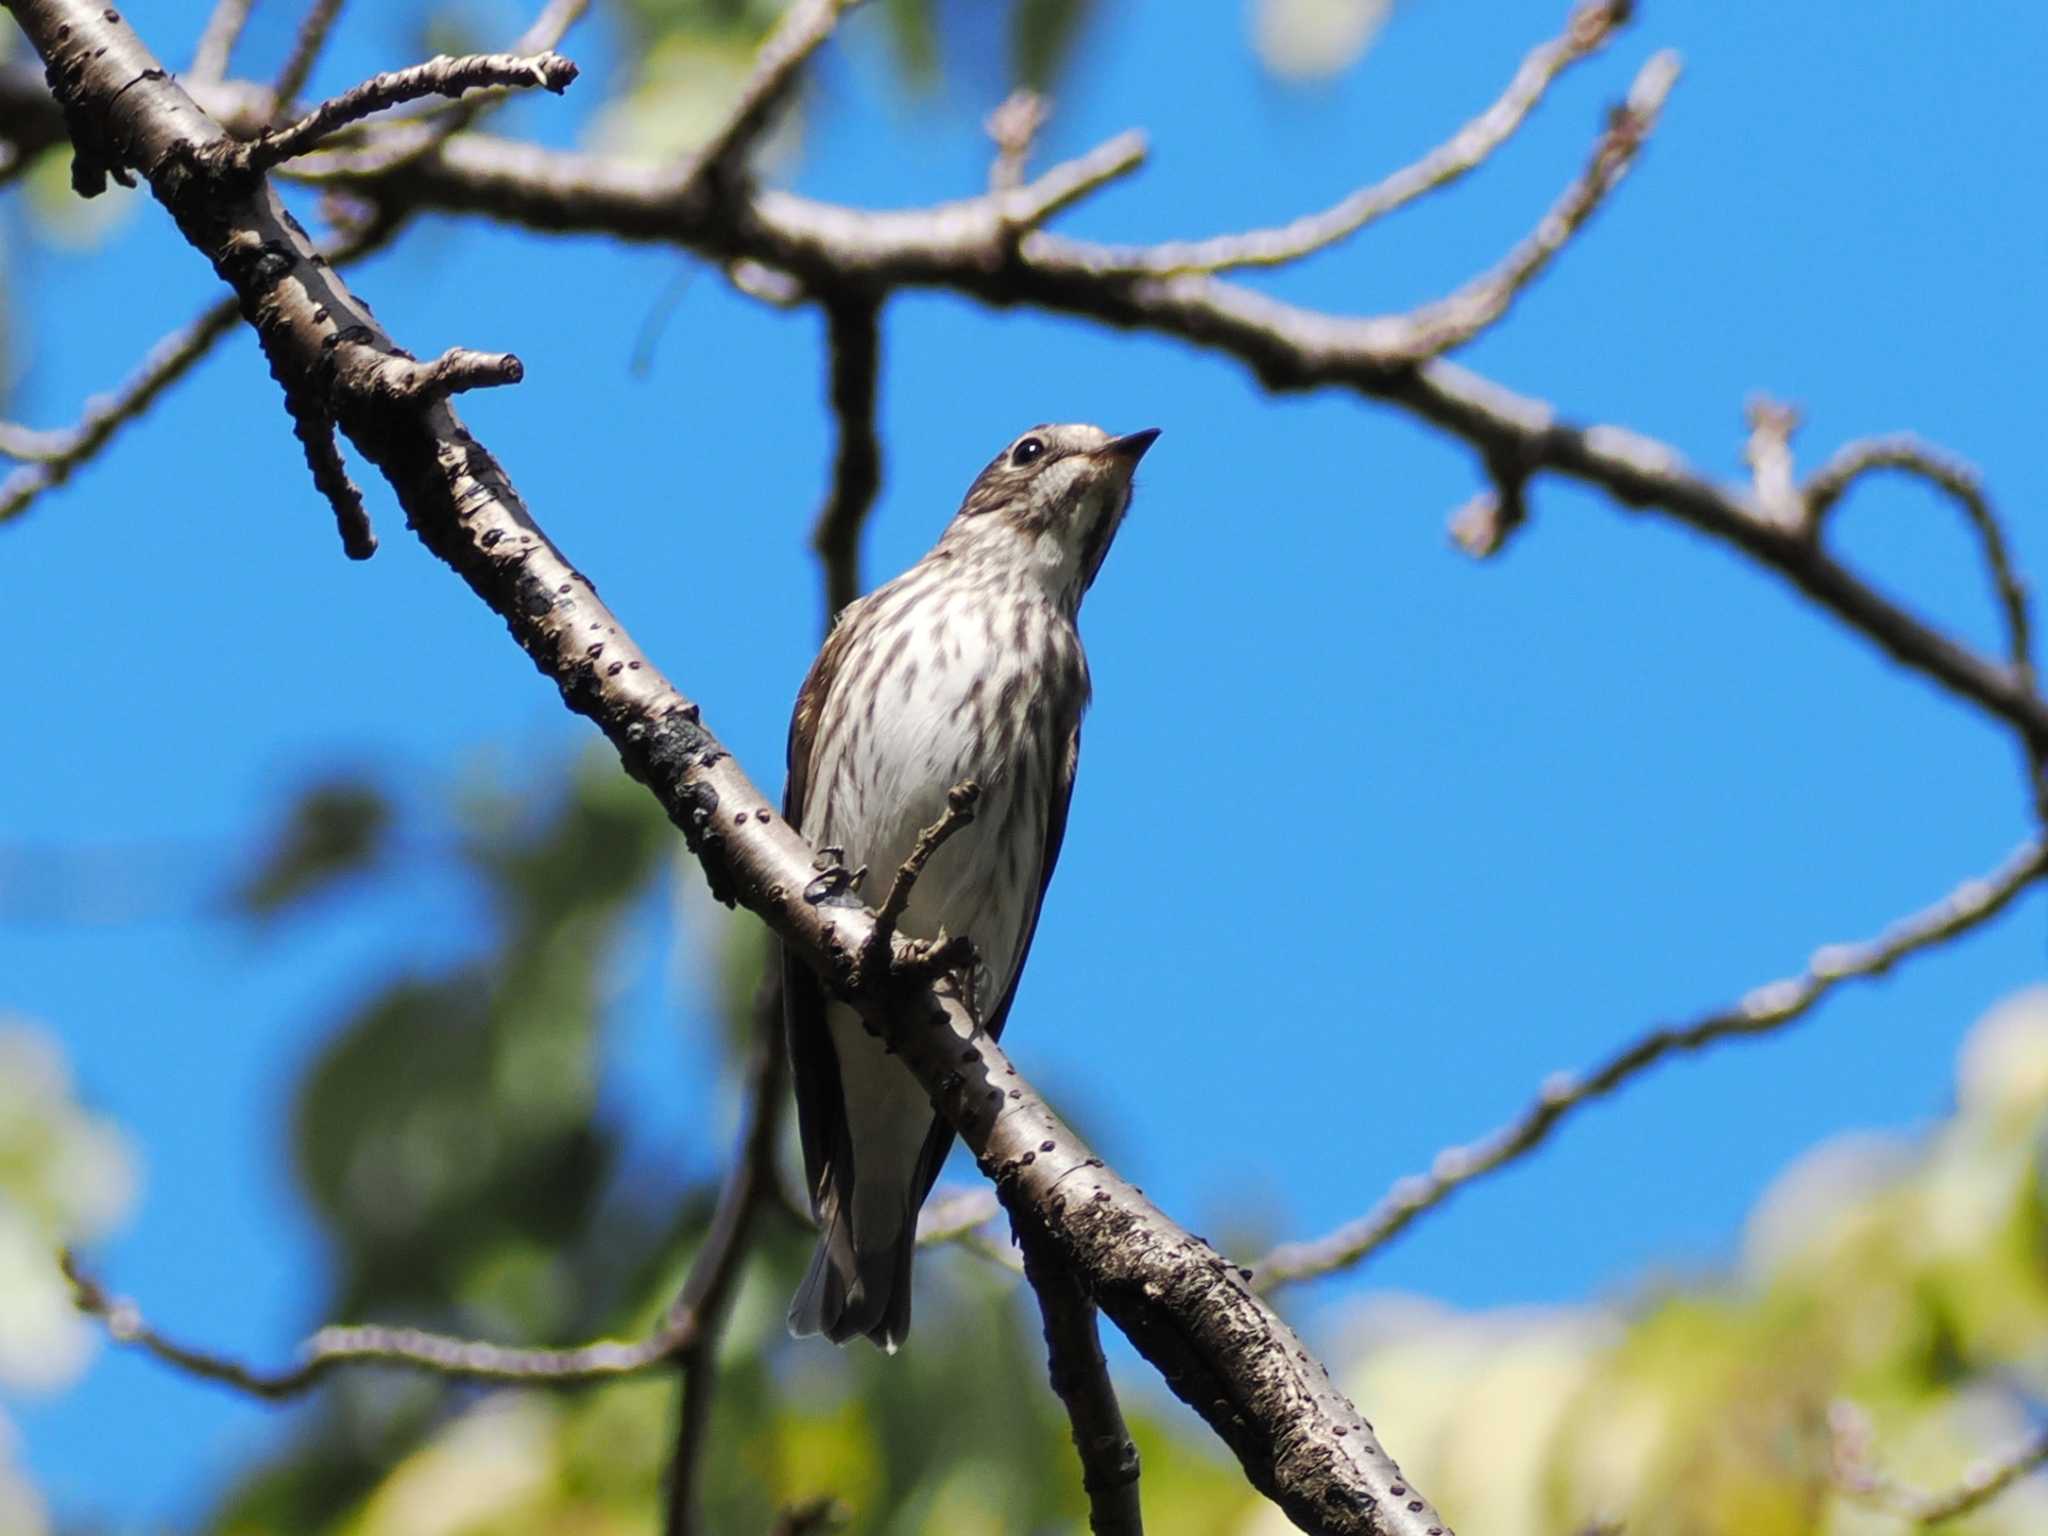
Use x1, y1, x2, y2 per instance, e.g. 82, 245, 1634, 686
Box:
942, 423, 1159, 607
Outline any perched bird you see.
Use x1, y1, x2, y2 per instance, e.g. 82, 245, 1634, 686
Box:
783, 422, 1159, 1350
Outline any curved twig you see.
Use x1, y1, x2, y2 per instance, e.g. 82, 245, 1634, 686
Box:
1064, 0, 1633, 279
1252, 834, 2048, 1290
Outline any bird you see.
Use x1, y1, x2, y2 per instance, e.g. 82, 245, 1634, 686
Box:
782, 421, 1159, 1350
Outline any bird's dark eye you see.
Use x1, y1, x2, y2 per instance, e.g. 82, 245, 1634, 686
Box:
1010, 436, 1046, 467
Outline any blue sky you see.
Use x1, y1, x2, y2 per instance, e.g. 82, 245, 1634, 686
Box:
6, 0, 2046, 1525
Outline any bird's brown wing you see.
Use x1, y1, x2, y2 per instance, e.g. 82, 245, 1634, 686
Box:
902, 716, 1082, 1216
783, 615, 861, 1215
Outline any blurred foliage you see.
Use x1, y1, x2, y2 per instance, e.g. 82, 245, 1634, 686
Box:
16, 750, 2048, 1532
0, 1018, 138, 1536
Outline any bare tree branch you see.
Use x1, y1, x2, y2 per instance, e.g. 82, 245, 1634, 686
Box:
1804, 431, 2044, 816
1020, 1222, 1144, 1535
237, 50, 577, 172
277, 118, 2045, 755
0, 301, 238, 521
675, 0, 861, 196
1832, 1400, 2048, 1526
986, 88, 1049, 195
664, 977, 787, 1536
810, 290, 883, 622
189, 0, 256, 85
1376, 50, 1679, 363
20, 8, 1449, 1530
1251, 835, 2048, 1291
1065, 0, 1633, 278
269, 0, 345, 118
62, 975, 787, 1408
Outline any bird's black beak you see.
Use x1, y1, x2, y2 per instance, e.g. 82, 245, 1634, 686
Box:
1101, 427, 1161, 462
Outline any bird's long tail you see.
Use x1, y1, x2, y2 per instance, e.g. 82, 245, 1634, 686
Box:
788, 1185, 915, 1353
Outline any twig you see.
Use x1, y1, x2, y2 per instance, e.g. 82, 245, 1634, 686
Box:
1446, 450, 1534, 558
809, 291, 882, 623
664, 975, 787, 1536
986, 88, 1049, 194
270, 0, 591, 180
1018, 1223, 1144, 1535
63, 1249, 691, 1394
512, 0, 592, 54
916, 1186, 1000, 1246
1832, 1400, 2048, 1526
674, 0, 862, 201
1806, 432, 2044, 824
1252, 834, 2048, 1290
858, 780, 979, 988
287, 396, 376, 558
0, 206, 399, 530
269, 0, 345, 118
368, 346, 526, 404
1744, 394, 1803, 530
1376, 50, 1680, 363
237, 51, 578, 173
1061, 0, 1631, 278
61, 980, 786, 1414
189, 0, 257, 84
0, 302, 237, 520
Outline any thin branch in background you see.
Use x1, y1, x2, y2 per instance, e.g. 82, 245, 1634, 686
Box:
1831, 1400, 2048, 1526
238, 50, 578, 172
1376, 50, 1680, 363
1061, 0, 1631, 278
61, 985, 788, 1412
268, 0, 345, 117
1804, 432, 2045, 821
0, 301, 238, 522
0, 199, 403, 530
916, 1187, 1000, 1246
663, 977, 788, 1536
1018, 1224, 1144, 1535
675, 0, 863, 198
511, 0, 591, 54
1252, 834, 2048, 1290
810, 291, 882, 623
986, 88, 1049, 194
189, 0, 257, 84
63, 1249, 677, 1394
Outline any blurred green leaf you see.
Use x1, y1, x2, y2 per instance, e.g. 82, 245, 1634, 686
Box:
235, 781, 393, 919
1010, 0, 1090, 92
